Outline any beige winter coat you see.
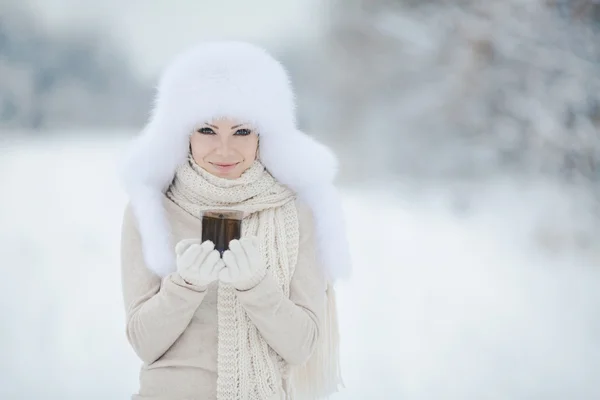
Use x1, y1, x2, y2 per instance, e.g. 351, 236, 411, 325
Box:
120, 194, 327, 400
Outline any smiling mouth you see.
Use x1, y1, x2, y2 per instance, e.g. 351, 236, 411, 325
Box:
210, 162, 240, 168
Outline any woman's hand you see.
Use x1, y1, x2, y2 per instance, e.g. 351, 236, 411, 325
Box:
219, 237, 267, 290
175, 239, 224, 290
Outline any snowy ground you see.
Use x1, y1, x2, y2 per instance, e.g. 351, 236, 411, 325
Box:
0, 134, 598, 399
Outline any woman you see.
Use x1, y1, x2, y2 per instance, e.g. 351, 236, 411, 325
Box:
119, 41, 351, 400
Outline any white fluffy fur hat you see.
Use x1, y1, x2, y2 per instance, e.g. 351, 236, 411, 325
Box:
120, 41, 351, 283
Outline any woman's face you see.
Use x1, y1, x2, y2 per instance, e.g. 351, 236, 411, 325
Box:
190, 117, 259, 179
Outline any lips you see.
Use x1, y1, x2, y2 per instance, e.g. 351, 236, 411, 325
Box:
211, 162, 239, 167
210, 162, 240, 171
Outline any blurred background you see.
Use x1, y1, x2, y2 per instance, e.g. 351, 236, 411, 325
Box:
1, 0, 600, 399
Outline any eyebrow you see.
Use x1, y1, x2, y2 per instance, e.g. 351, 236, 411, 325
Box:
205, 123, 247, 129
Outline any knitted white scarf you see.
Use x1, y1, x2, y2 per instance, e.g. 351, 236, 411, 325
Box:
166, 156, 298, 399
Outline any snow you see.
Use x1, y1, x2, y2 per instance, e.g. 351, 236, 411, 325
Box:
0, 134, 598, 399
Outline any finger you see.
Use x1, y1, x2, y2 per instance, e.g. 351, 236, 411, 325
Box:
196, 241, 216, 266
210, 259, 225, 278
240, 236, 259, 254
189, 244, 208, 271
222, 250, 240, 280
179, 243, 202, 269
240, 237, 261, 272
201, 240, 215, 251
199, 251, 221, 281
175, 238, 203, 256
202, 250, 221, 269
229, 239, 250, 276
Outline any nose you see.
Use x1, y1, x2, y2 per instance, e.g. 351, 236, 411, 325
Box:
214, 135, 234, 156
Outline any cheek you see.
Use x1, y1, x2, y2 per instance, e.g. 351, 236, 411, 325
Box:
190, 136, 211, 159
243, 138, 259, 159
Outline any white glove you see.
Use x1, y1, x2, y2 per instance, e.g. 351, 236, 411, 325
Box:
175, 239, 224, 289
219, 236, 267, 290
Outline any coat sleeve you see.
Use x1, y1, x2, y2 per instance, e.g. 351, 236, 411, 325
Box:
120, 204, 208, 365
235, 200, 327, 365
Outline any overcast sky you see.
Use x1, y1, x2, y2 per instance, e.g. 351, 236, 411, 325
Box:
22, 0, 324, 79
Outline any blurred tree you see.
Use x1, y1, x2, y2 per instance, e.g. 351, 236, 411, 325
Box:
293, 0, 600, 188
0, 3, 152, 131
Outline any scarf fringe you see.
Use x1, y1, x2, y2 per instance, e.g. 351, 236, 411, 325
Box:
287, 283, 344, 399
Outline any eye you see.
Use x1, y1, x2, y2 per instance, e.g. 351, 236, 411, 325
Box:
234, 129, 252, 136
197, 127, 216, 135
